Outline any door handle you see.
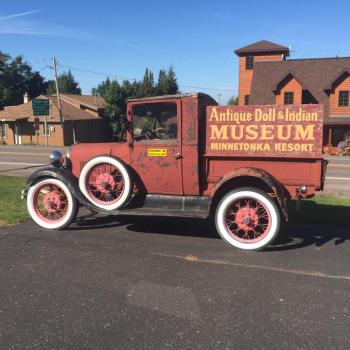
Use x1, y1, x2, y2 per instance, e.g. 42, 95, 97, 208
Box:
173, 152, 182, 159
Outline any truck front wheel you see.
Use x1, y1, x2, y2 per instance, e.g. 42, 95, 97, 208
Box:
215, 187, 280, 250
27, 178, 77, 230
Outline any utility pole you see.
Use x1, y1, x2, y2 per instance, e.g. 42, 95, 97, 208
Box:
52, 57, 64, 129
44, 114, 48, 146
217, 94, 221, 105
0, 122, 3, 144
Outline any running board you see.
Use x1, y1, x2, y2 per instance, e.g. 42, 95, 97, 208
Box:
112, 207, 208, 219
114, 194, 210, 218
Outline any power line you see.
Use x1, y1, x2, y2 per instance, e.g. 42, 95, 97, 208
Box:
58, 63, 135, 81
179, 84, 236, 92
57, 63, 238, 93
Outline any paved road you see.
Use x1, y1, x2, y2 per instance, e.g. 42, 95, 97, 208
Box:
1, 145, 350, 196
0, 216, 350, 349
321, 156, 350, 197
0, 145, 66, 177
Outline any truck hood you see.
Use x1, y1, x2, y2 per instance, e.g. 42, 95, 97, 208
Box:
69, 142, 130, 178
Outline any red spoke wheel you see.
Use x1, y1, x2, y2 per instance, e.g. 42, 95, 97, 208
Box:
79, 156, 132, 211
27, 178, 76, 229
215, 188, 280, 250
86, 163, 125, 204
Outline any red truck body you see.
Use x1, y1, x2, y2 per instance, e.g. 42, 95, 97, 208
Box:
26, 93, 326, 250
70, 93, 324, 199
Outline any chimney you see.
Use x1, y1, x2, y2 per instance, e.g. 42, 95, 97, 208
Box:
23, 92, 30, 104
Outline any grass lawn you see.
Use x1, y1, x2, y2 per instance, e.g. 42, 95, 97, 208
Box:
288, 195, 350, 228
0, 175, 349, 228
0, 176, 28, 226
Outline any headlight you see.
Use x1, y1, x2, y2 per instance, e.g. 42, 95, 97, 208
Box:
50, 150, 64, 167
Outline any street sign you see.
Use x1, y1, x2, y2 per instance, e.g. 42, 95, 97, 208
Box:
32, 99, 49, 116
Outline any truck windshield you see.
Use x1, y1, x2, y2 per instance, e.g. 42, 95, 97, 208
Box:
132, 102, 177, 141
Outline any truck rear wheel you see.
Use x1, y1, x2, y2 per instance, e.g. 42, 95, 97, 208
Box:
215, 187, 280, 250
79, 156, 132, 211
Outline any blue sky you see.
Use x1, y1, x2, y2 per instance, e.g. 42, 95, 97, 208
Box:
1, 0, 350, 103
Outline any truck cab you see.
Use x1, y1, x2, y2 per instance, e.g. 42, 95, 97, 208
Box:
24, 93, 327, 251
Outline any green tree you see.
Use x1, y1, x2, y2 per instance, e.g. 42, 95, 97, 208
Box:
92, 66, 181, 138
46, 69, 81, 95
93, 78, 128, 138
166, 65, 179, 94
156, 66, 180, 95
0, 52, 47, 108
139, 68, 155, 97
92, 77, 111, 98
227, 96, 238, 105
156, 69, 168, 95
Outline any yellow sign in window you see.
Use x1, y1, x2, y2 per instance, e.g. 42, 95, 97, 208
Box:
147, 148, 167, 157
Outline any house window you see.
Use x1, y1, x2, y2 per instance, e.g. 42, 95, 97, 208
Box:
0, 123, 7, 139
338, 91, 349, 107
43, 123, 51, 136
245, 56, 254, 70
284, 92, 294, 105
244, 95, 250, 105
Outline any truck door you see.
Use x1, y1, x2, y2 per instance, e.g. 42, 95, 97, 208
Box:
130, 100, 183, 195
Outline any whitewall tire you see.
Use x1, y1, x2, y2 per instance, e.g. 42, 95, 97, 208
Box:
79, 156, 132, 211
27, 178, 76, 230
215, 187, 280, 250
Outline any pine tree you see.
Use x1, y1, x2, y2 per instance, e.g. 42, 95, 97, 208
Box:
92, 65, 180, 139
46, 70, 81, 95
92, 66, 181, 115
227, 96, 238, 105
166, 65, 180, 94
139, 68, 155, 97
156, 69, 168, 95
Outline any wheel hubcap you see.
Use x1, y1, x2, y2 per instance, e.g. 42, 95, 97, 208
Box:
96, 173, 115, 193
43, 192, 62, 213
225, 197, 271, 243
86, 163, 124, 204
33, 183, 69, 222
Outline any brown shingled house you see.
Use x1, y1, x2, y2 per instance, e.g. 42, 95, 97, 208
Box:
0, 94, 111, 146
235, 40, 350, 147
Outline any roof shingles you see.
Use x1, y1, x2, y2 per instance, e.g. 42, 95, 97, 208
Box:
235, 40, 290, 55
0, 94, 105, 122
250, 57, 350, 117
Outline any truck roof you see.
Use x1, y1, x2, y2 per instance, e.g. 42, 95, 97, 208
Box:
127, 92, 215, 102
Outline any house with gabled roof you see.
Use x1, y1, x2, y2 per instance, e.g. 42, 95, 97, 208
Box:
0, 93, 111, 146
235, 40, 350, 146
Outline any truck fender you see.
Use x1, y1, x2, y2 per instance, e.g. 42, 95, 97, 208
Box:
26, 166, 105, 213
210, 167, 288, 221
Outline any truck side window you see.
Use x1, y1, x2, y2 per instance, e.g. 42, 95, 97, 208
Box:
132, 102, 177, 141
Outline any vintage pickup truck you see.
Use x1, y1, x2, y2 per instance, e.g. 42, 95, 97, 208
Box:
24, 93, 326, 250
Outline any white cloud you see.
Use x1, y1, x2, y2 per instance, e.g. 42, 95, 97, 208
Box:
0, 10, 41, 21
0, 10, 142, 49
0, 20, 97, 40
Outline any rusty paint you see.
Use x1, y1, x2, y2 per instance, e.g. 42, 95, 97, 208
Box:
68, 93, 325, 213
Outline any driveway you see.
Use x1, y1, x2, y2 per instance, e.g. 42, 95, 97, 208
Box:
0, 215, 350, 349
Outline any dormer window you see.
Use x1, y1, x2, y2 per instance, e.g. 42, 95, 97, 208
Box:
245, 56, 254, 70
338, 91, 349, 107
284, 92, 294, 105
